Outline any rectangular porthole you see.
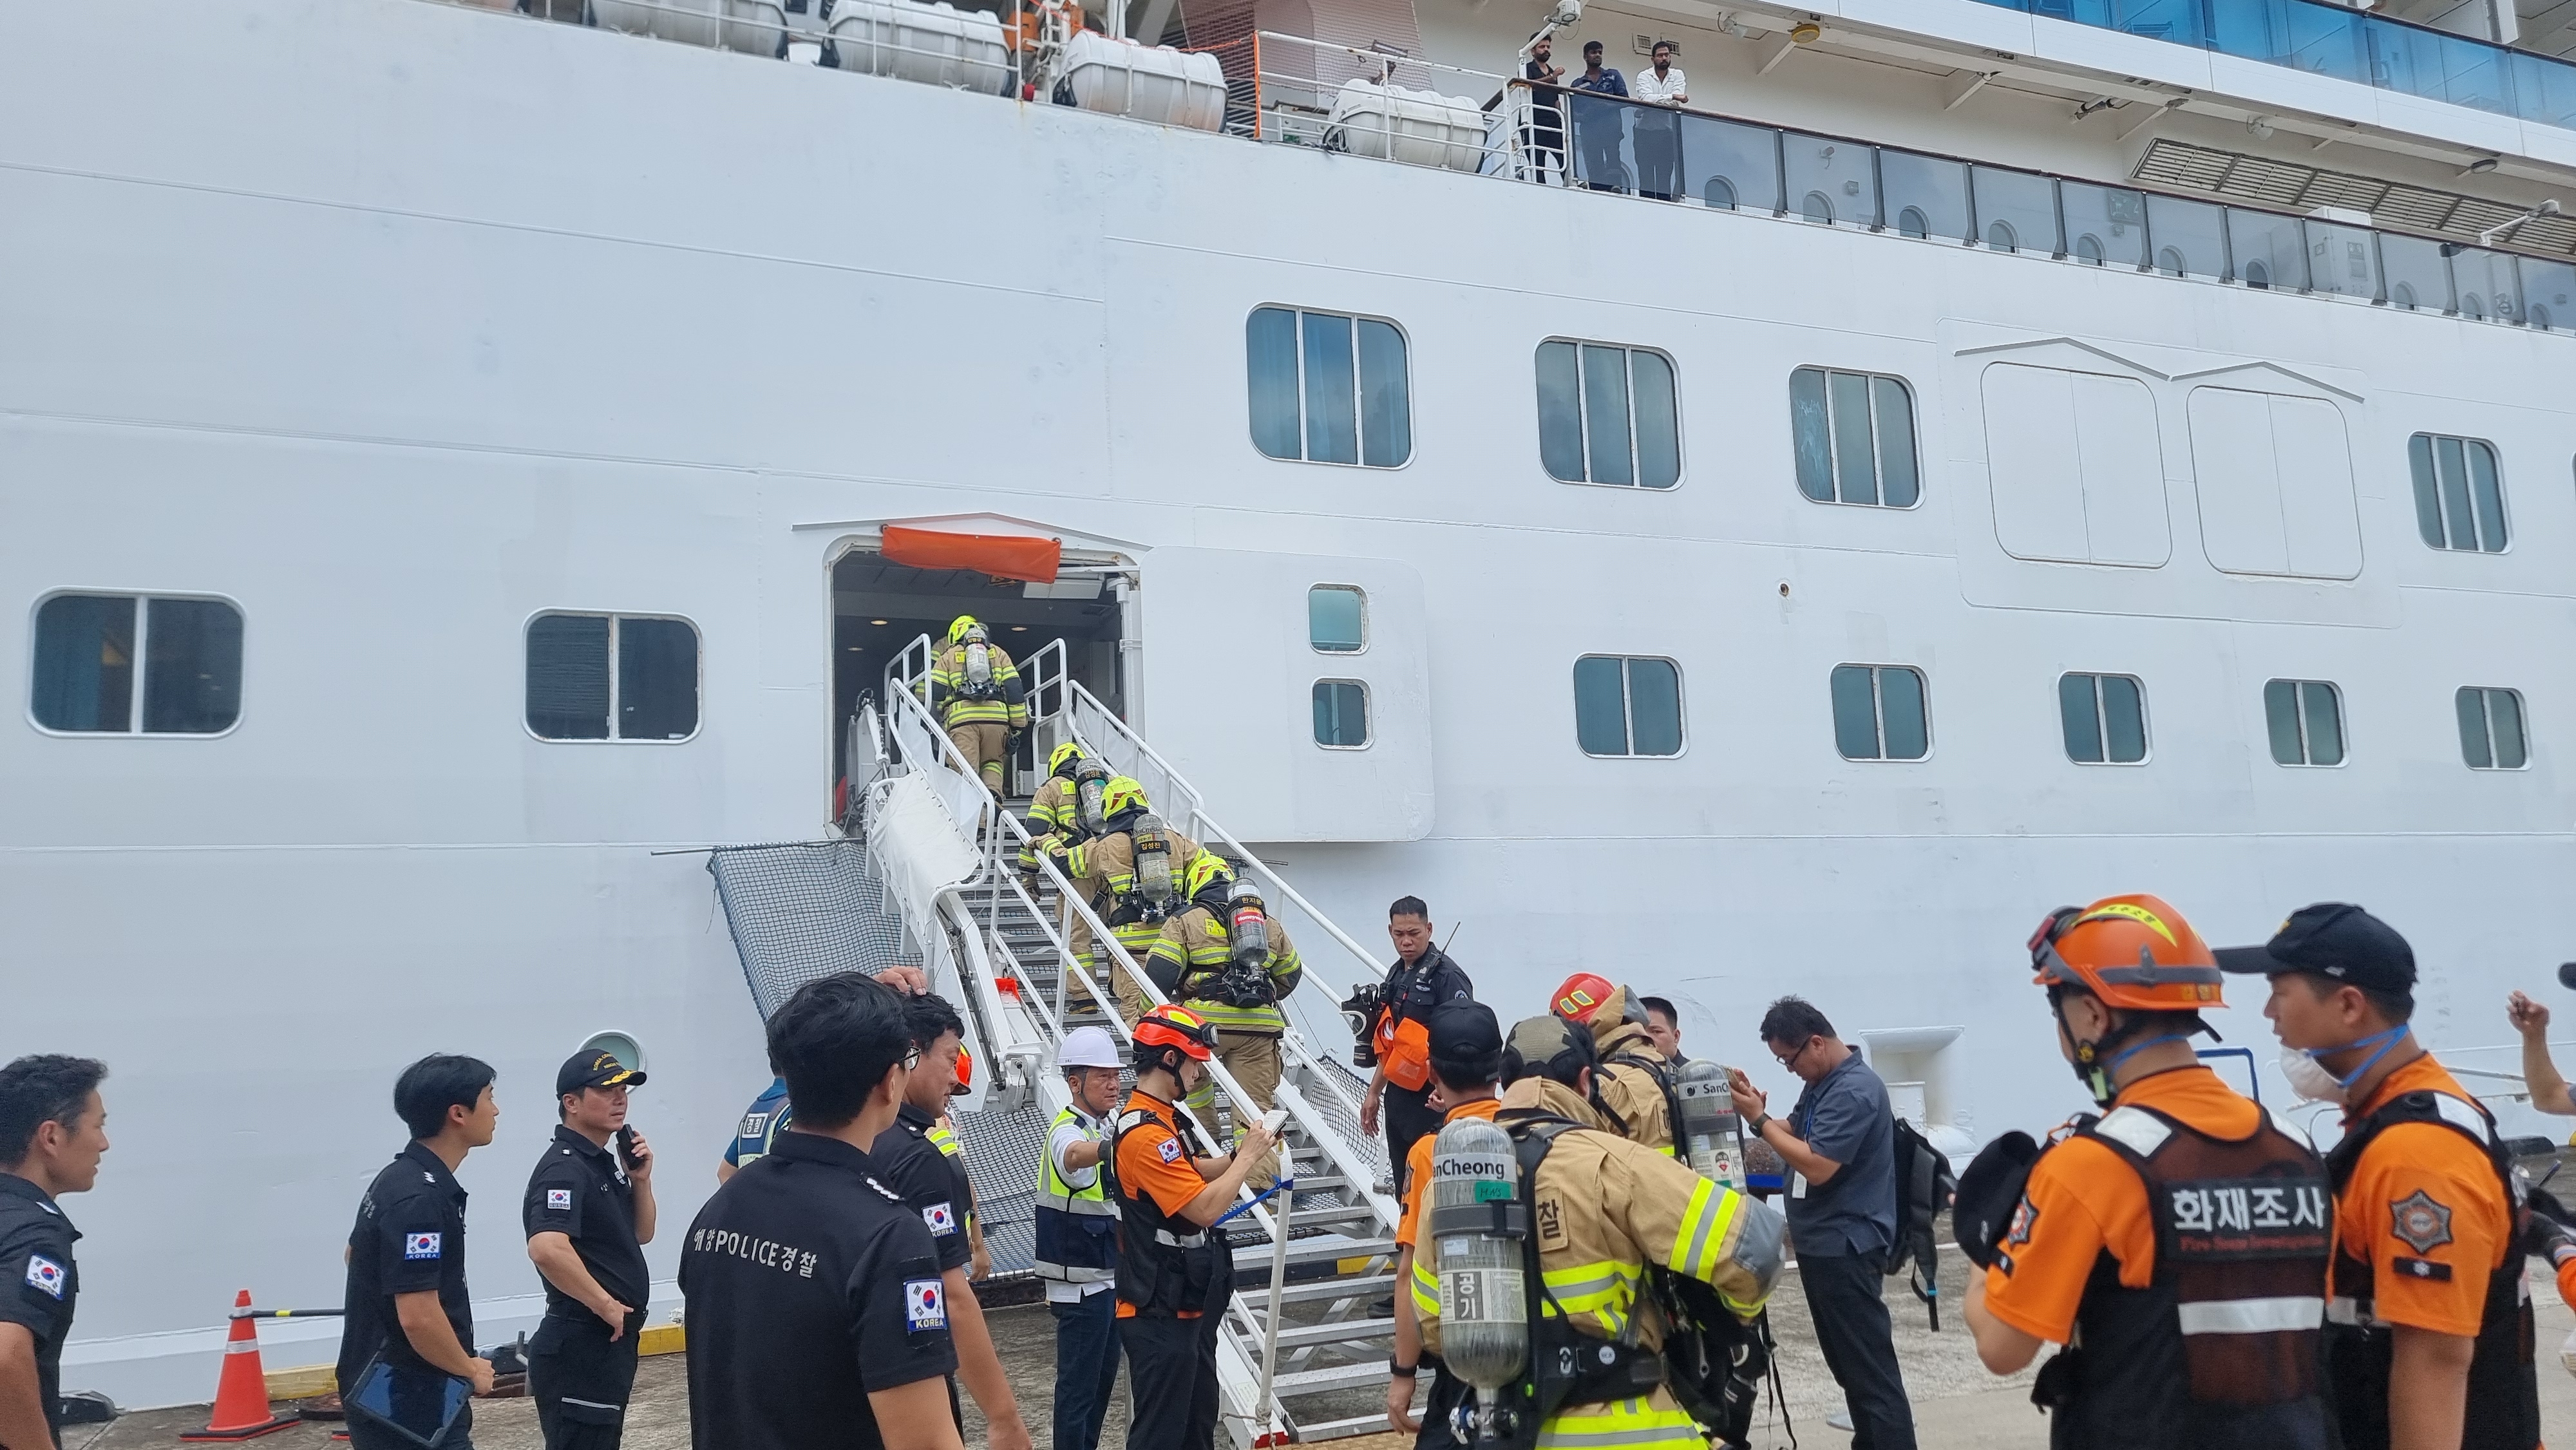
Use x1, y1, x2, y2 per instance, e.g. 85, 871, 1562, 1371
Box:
1536, 341, 1681, 489
1312, 679, 1370, 748
1791, 368, 1919, 508
2407, 435, 2508, 552
1247, 307, 1412, 469
2262, 679, 2345, 767
2059, 673, 2148, 765
31, 592, 243, 735
1573, 655, 1683, 757
527, 613, 701, 742
2456, 687, 2528, 770
1308, 585, 1365, 653
1830, 664, 1929, 760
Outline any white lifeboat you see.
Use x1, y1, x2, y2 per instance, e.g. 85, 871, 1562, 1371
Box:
827, 0, 1014, 93
589, 0, 788, 55
1327, 79, 1484, 172
1056, 31, 1224, 131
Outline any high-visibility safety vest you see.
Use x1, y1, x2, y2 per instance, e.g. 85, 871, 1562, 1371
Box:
2325, 1086, 2539, 1450
2040, 1102, 2334, 1450
1034, 1106, 1118, 1285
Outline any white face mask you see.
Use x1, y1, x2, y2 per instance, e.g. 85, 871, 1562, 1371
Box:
2280, 1047, 2347, 1104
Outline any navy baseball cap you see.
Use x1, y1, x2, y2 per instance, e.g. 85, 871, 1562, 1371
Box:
557, 1049, 646, 1097
2213, 903, 2416, 994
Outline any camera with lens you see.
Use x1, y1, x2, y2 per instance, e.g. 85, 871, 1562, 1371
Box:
1340, 981, 1383, 1069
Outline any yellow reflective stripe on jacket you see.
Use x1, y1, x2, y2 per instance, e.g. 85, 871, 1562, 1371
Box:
1410, 1257, 1440, 1317
1535, 1398, 1709, 1450
1539, 1261, 1635, 1339
1667, 1178, 1736, 1282
928, 1125, 961, 1158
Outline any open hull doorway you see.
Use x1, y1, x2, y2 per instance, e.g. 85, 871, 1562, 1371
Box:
831, 549, 1129, 798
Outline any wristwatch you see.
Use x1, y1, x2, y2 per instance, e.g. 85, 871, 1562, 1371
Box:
1744, 1113, 1770, 1138
1388, 1357, 1418, 1377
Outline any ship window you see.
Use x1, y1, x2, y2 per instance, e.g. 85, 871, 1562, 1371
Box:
2243, 259, 2271, 289
1791, 368, 1919, 507
1802, 191, 1835, 223
1312, 679, 1370, 748
527, 613, 700, 742
1831, 664, 1929, 761
1308, 585, 1366, 652
1537, 341, 1681, 489
2457, 687, 2528, 770
1897, 205, 1931, 238
31, 592, 243, 735
2407, 435, 2508, 552
1247, 306, 1412, 468
2263, 679, 2344, 767
1573, 655, 1683, 757
2060, 672, 2148, 764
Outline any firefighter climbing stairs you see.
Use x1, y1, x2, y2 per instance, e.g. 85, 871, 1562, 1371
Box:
711, 633, 1415, 1447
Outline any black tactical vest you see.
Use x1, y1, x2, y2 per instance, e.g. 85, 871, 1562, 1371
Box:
2038, 1100, 2334, 1450
1100, 1096, 1230, 1317
2323, 1088, 2539, 1450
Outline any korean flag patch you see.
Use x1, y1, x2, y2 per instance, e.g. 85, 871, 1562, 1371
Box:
23, 1256, 64, 1300
404, 1232, 442, 1261
1157, 1136, 1184, 1165
546, 1189, 573, 1211
904, 1277, 947, 1331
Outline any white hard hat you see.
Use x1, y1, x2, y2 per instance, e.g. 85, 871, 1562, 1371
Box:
1057, 1026, 1123, 1071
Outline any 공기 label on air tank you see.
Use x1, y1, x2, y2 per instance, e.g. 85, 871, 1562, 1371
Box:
1440, 1268, 1524, 1324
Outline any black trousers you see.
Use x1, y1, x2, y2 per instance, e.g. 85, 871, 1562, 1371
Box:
1385, 1084, 1442, 1192
1799, 1252, 1916, 1450
529, 1313, 640, 1450
347, 1404, 474, 1450
1124, 1313, 1220, 1450
1410, 1355, 1469, 1450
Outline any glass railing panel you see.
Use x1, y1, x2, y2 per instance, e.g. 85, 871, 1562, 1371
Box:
2450, 246, 2524, 321
1971, 166, 2063, 255
1784, 133, 1879, 227
2522, 259, 2576, 330
1679, 114, 1783, 212
2368, 19, 2515, 115
2282, 1, 2371, 84
2514, 51, 2576, 130
2304, 218, 2382, 299
2378, 232, 2454, 312
2227, 206, 2309, 288
2061, 182, 2152, 267
1882, 151, 1973, 242
2146, 194, 2230, 278
1567, 91, 1638, 195
2112, 0, 2207, 48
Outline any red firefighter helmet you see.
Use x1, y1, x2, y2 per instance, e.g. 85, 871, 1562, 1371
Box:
1551, 972, 1617, 1024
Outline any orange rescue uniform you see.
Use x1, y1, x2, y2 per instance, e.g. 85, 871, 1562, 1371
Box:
1112, 1088, 1212, 1321
2334, 1055, 2513, 1339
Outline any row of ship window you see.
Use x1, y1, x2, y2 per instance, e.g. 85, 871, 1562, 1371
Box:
1304, 585, 2533, 768
25, 585, 2543, 773
1253, 305, 2528, 554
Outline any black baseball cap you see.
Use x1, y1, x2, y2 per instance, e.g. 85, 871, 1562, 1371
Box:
2213, 903, 2417, 994
557, 1049, 646, 1097
1428, 1002, 1502, 1063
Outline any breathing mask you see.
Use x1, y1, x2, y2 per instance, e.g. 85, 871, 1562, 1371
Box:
2278, 1026, 2409, 1105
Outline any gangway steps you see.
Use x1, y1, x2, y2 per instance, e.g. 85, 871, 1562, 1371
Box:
1235, 1272, 1396, 1309
1235, 1234, 1396, 1271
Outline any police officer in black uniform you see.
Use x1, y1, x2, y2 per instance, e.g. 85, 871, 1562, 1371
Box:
340, 1055, 500, 1450
683, 972, 965, 1450
871, 995, 1034, 1450
524, 1050, 656, 1450
0, 1056, 108, 1450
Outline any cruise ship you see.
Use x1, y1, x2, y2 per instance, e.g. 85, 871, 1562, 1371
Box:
7, 0, 2576, 1433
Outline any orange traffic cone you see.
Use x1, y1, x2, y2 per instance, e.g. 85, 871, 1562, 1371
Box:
179, 1290, 298, 1441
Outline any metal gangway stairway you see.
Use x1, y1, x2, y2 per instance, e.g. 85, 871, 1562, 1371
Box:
711, 633, 1415, 1445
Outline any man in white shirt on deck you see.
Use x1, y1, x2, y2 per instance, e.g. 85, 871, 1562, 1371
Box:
1631, 41, 1687, 201
1034, 1027, 1126, 1450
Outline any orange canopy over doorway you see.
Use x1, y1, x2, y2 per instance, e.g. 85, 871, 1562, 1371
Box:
878, 525, 1061, 584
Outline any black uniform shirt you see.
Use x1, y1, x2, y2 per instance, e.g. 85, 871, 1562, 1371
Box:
522, 1125, 647, 1319
680, 1132, 958, 1450
338, 1142, 473, 1395
0, 1173, 79, 1445
871, 1104, 972, 1274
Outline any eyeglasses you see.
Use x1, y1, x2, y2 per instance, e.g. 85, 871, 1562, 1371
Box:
903, 1046, 923, 1073
1772, 1038, 1812, 1069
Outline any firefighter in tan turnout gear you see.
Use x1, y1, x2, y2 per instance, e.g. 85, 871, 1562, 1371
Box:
1414, 1013, 1785, 1450
1147, 852, 1303, 1130
1019, 742, 1113, 997
923, 614, 1027, 797
1552, 974, 1678, 1154
1049, 777, 1199, 1024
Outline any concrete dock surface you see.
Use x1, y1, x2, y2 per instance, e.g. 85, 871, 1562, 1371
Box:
74, 1247, 2576, 1449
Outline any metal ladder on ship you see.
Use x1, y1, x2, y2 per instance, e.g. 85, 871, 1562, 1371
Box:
845, 634, 1419, 1445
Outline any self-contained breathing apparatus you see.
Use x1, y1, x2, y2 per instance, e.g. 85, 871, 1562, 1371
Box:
1428, 1115, 1661, 1449
1194, 877, 1283, 1009
1113, 813, 1182, 926
1341, 981, 1384, 1069
1673, 1060, 1745, 1192
959, 623, 998, 701
1072, 758, 1110, 837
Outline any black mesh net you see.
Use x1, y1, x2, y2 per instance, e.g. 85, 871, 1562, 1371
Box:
706, 839, 908, 1019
